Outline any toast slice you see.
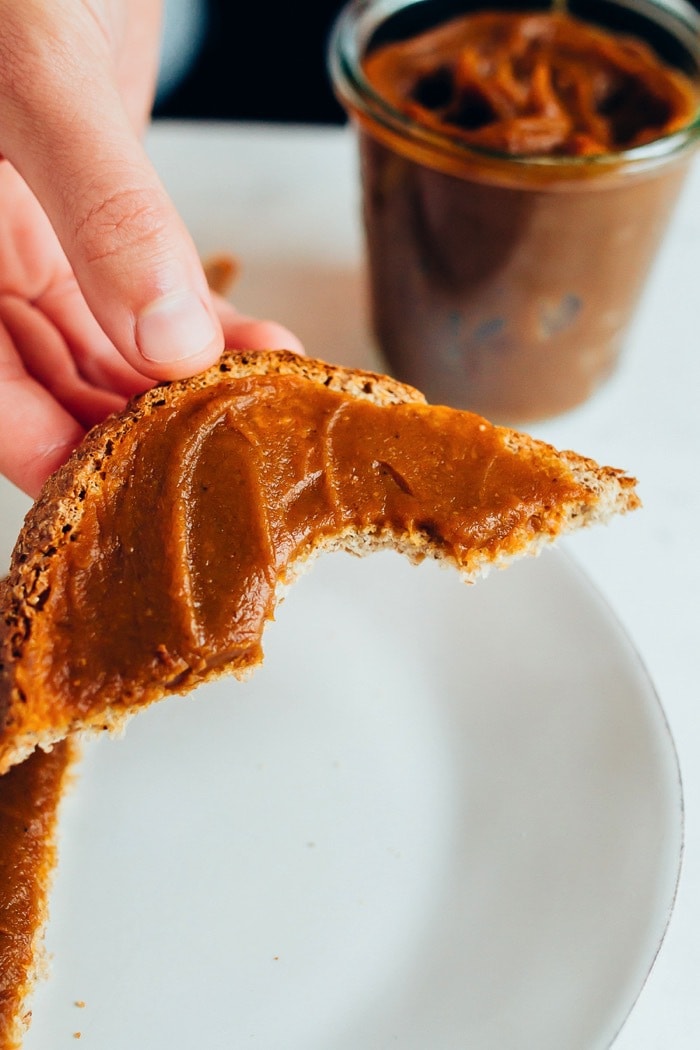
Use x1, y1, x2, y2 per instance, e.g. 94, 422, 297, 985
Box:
0, 350, 639, 775
0, 571, 76, 1047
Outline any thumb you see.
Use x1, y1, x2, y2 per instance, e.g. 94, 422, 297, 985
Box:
0, 2, 222, 381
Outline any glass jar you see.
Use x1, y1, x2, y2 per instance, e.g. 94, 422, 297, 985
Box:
329, 0, 700, 422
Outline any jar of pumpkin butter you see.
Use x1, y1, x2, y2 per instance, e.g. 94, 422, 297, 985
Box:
329, 0, 700, 422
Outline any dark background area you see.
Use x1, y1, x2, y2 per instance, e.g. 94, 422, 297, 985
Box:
153, 0, 700, 123
154, 0, 347, 124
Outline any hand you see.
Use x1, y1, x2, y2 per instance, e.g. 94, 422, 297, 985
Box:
0, 0, 301, 499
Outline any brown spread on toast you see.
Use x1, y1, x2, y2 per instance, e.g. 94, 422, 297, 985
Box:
0, 741, 73, 1049
0, 350, 639, 1042
4, 368, 616, 745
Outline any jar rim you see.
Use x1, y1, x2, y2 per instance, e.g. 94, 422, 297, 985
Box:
328, 0, 700, 175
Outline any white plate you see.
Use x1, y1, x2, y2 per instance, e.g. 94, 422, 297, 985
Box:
15, 547, 681, 1050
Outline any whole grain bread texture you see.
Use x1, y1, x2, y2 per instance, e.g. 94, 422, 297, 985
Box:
0, 350, 640, 775
0, 572, 77, 1050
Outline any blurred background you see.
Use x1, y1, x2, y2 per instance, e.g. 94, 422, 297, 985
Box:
155, 0, 346, 124
154, 0, 700, 125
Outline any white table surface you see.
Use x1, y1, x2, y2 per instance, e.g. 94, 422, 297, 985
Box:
1, 120, 698, 1047
148, 121, 700, 1050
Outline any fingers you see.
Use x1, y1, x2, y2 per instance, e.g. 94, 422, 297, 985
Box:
35, 278, 154, 399
0, 323, 86, 498
0, 298, 305, 498
0, 294, 128, 429
0, 288, 304, 497
0, 1, 222, 383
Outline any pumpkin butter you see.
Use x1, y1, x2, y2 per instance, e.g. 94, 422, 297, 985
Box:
0, 741, 72, 1049
362, 10, 697, 156
8, 373, 589, 728
330, 1, 700, 420
0, 355, 640, 1040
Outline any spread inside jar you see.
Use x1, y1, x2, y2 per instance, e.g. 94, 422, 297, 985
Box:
362, 10, 698, 156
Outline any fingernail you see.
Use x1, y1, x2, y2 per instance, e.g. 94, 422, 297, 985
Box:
136, 290, 218, 363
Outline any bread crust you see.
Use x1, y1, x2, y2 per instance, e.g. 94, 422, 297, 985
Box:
0, 350, 639, 775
